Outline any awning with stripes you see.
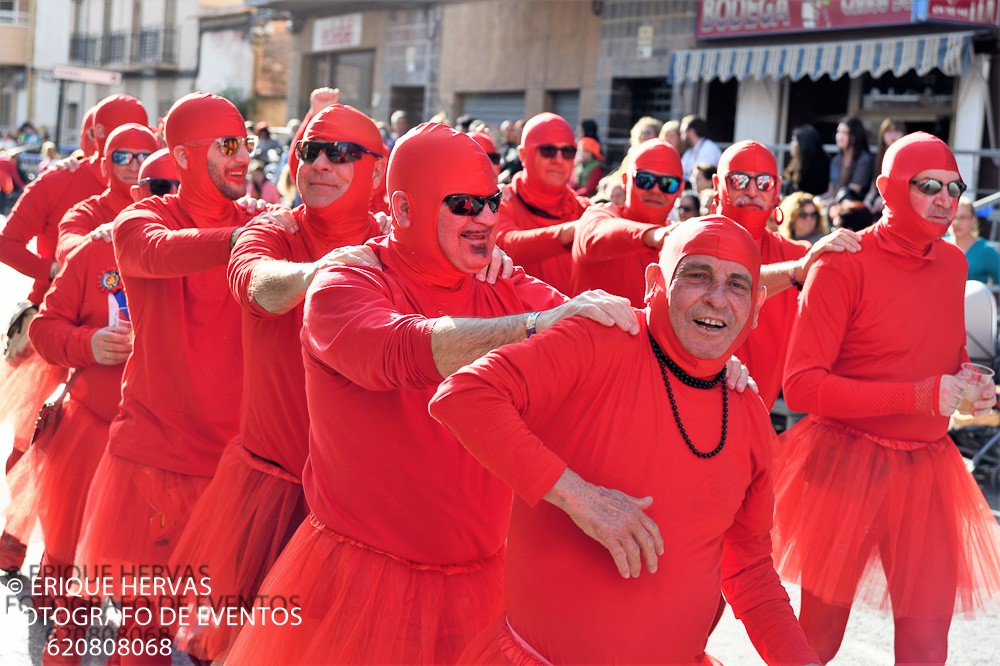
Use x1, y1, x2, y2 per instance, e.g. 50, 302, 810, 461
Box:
670, 31, 974, 83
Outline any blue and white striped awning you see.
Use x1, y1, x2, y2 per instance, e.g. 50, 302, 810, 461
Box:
670, 32, 974, 83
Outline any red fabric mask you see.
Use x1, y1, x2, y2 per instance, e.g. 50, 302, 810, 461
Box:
469, 130, 497, 154
137, 148, 178, 182
295, 103, 385, 250
646, 215, 761, 379
163, 92, 248, 226
387, 122, 497, 288
80, 107, 97, 158
103, 123, 160, 201
877, 131, 960, 259
514, 113, 580, 217
92, 94, 148, 154
624, 139, 683, 226
715, 140, 779, 242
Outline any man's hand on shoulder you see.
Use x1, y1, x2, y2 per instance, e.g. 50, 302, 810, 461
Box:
798, 227, 862, 280
474, 246, 514, 284
536, 289, 638, 336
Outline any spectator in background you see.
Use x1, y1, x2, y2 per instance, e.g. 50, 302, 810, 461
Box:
498, 119, 525, 183
630, 116, 663, 148
948, 196, 999, 284
247, 160, 281, 204
253, 123, 283, 163
782, 125, 829, 197
779, 192, 828, 245
594, 173, 625, 207
692, 163, 716, 216
675, 191, 700, 222
18, 122, 40, 145
572, 137, 605, 197
659, 119, 685, 156
576, 118, 601, 154
830, 199, 875, 232
37, 141, 59, 172
385, 109, 409, 151
0, 148, 25, 214
866, 117, 906, 215
680, 115, 722, 182
824, 116, 873, 203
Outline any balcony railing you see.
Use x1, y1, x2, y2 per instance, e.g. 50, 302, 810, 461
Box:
0, 10, 29, 26
68, 27, 178, 68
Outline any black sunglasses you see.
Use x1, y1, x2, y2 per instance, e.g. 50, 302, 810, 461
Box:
139, 177, 179, 196
909, 177, 967, 198
634, 171, 682, 194
443, 191, 503, 216
536, 144, 576, 160
110, 150, 150, 166
296, 140, 383, 164
726, 172, 776, 193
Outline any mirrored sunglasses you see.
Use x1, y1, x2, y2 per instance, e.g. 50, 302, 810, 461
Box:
909, 177, 967, 198
295, 140, 383, 164
443, 191, 503, 217
215, 135, 258, 157
634, 171, 682, 194
139, 177, 180, 196
726, 172, 776, 192
536, 144, 576, 160
110, 150, 150, 166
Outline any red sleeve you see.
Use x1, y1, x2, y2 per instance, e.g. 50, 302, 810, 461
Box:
721, 423, 821, 666
28, 246, 98, 368
301, 266, 442, 391
430, 321, 611, 506
227, 220, 295, 318
57, 200, 97, 265
782, 255, 931, 417
573, 205, 657, 264
507, 267, 570, 309
577, 166, 604, 196
0, 178, 54, 281
496, 205, 571, 265
8, 162, 25, 189
113, 208, 236, 279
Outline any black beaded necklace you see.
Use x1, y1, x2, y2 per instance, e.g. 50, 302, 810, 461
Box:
648, 331, 728, 459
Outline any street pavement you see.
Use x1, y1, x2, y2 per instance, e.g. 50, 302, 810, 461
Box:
1, 242, 999, 665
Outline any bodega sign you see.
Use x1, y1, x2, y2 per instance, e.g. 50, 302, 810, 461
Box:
697, 0, 913, 37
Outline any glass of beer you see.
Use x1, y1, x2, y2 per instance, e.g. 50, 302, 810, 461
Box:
957, 362, 995, 415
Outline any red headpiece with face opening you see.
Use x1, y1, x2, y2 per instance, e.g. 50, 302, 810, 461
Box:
92, 94, 148, 154
512, 112, 580, 216
387, 122, 496, 288
715, 140, 779, 241
646, 214, 761, 378
877, 131, 960, 258
80, 107, 98, 158
103, 123, 160, 200
623, 139, 683, 225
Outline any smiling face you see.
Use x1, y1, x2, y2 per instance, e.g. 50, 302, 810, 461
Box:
206, 138, 251, 200
525, 145, 574, 189
436, 198, 498, 274
908, 168, 962, 227
297, 150, 355, 209
667, 254, 758, 360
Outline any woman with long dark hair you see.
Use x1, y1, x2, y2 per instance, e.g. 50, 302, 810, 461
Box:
824, 116, 872, 202
783, 124, 830, 196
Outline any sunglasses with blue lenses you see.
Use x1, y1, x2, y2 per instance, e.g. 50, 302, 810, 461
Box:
443, 191, 503, 217
110, 150, 151, 167
295, 141, 383, 164
909, 177, 967, 198
633, 171, 682, 194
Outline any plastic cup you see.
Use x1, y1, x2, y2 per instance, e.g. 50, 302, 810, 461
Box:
957, 362, 995, 414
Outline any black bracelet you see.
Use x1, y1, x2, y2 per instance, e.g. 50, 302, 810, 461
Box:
789, 270, 804, 291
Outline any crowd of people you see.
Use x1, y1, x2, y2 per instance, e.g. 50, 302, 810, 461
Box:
0, 86, 998, 666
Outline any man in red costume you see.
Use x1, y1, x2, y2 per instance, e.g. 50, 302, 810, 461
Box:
430, 216, 820, 666
771, 132, 1000, 665
713, 140, 860, 409
21, 149, 176, 665
572, 139, 683, 306
57, 123, 160, 262
73, 93, 267, 666
496, 112, 590, 295
0, 94, 147, 572
226, 122, 639, 665
167, 103, 388, 663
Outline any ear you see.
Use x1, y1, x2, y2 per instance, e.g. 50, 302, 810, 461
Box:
93, 123, 106, 140
620, 170, 628, 187
390, 191, 411, 229
100, 158, 109, 180
875, 174, 889, 199
712, 173, 720, 190
751, 285, 767, 328
130, 184, 141, 202
172, 145, 189, 170
371, 158, 387, 189
644, 262, 663, 304
517, 145, 526, 164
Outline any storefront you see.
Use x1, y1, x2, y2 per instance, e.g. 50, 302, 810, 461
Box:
669, 0, 998, 194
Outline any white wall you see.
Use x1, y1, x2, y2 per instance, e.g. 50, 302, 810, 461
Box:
733, 78, 782, 144
953, 54, 991, 193
28, 0, 73, 135
195, 28, 252, 97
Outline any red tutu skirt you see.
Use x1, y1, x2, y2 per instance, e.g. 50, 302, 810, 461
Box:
226, 514, 504, 665
0, 349, 66, 453
772, 415, 1000, 617
74, 452, 210, 601
2, 444, 39, 545
169, 440, 306, 661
